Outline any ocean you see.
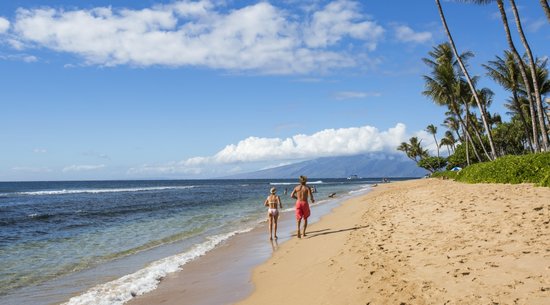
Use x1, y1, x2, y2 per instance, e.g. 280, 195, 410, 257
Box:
0, 178, 386, 305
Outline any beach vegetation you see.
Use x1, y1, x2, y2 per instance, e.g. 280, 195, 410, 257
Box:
418, 156, 448, 173
400, 0, 549, 183
458, 0, 549, 152
433, 152, 550, 187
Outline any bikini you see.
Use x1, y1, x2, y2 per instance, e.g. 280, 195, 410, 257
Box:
267, 195, 279, 217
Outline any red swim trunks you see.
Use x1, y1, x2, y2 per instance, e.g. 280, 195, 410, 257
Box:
295, 200, 310, 220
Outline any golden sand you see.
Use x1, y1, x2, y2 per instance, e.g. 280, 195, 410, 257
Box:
237, 179, 550, 305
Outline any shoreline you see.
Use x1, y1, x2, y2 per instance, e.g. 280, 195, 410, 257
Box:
126, 186, 370, 305
0, 179, 371, 305
237, 179, 550, 304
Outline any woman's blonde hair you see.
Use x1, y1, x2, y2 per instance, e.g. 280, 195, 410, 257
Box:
299, 175, 307, 184
270, 187, 277, 194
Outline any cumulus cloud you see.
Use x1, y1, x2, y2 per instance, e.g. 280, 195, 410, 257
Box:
183, 123, 409, 166
0, 17, 9, 33
303, 0, 384, 49
5, 0, 384, 73
333, 91, 381, 100
128, 123, 439, 177
393, 25, 432, 44
62, 164, 105, 172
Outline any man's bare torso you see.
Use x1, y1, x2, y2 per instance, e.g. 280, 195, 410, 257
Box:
293, 184, 311, 202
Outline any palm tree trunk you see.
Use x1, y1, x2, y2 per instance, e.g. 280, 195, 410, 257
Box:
513, 91, 535, 152
466, 119, 483, 162
435, 0, 497, 160
464, 125, 471, 166
463, 97, 491, 160
509, 0, 550, 151
454, 103, 482, 162
495, 0, 541, 152
540, 0, 550, 23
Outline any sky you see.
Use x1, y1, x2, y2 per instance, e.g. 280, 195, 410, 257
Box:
0, 0, 548, 181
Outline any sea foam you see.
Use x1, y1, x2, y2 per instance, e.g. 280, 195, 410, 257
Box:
270, 180, 323, 185
62, 228, 251, 305
6, 186, 195, 197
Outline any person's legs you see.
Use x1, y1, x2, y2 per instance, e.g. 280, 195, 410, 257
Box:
296, 218, 301, 238
268, 212, 273, 240
303, 218, 308, 237
273, 213, 278, 239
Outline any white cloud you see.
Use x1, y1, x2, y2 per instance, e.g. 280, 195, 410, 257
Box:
393, 25, 432, 44
0, 17, 9, 33
184, 123, 409, 165
62, 164, 105, 172
12, 166, 52, 173
304, 0, 384, 49
127, 123, 439, 177
0, 54, 37, 62
7, 0, 384, 74
333, 91, 381, 100
33, 148, 47, 153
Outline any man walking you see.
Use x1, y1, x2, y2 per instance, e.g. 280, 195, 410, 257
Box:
290, 175, 315, 238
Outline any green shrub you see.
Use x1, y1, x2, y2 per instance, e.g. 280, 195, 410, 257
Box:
442, 152, 550, 187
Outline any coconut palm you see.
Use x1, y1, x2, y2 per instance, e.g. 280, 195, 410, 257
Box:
426, 124, 440, 159
540, 0, 550, 22
426, 124, 441, 168
484, 51, 535, 151
440, 130, 457, 155
443, 115, 462, 142
461, 0, 548, 151
423, 43, 487, 162
541, 0, 550, 22
435, 0, 497, 159
397, 137, 428, 164
508, 0, 549, 151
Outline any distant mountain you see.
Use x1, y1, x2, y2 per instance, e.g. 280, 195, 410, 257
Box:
224, 154, 428, 179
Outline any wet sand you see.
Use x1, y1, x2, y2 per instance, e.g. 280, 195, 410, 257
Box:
128, 192, 353, 305
237, 179, 550, 304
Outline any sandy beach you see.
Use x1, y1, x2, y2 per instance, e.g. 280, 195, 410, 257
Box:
128, 179, 550, 305
237, 179, 550, 305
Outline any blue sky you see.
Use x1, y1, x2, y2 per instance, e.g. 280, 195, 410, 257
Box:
0, 0, 548, 181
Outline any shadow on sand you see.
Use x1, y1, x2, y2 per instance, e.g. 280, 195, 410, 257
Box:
304, 225, 369, 238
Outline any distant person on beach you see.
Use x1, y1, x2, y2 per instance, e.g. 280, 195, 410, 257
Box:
290, 175, 315, 238
264, 187, 283, 240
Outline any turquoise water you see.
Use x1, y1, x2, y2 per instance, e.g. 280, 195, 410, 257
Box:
0, 178, 387, 305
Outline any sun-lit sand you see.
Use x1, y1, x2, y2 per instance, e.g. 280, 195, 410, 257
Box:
236, 179, 550, 305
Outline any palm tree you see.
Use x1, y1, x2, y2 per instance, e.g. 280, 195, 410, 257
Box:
462, 0, 548, 151
397, 137, 428, 164
508, 0, 549, 151
435, 0, 497, 159
541, 0, 550, 22
484, 51, 535, 151
443, 115, 462, 142
426, 124, 440, 159
440, 130, 457, 155
423, 43, 487, 162
446, 130, 458, 151
426, 124, 441, 169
